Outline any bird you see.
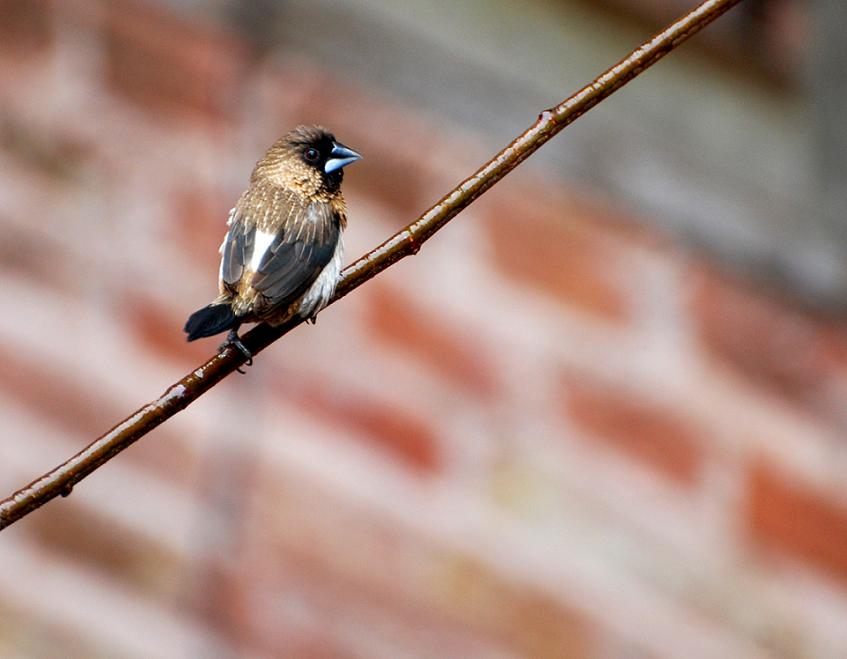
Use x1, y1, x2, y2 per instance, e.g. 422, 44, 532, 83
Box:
183, 125, 361, 363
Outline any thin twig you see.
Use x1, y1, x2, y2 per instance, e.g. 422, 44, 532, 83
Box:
0, 0, 743, 531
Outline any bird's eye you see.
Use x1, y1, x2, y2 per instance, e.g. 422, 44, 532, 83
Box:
303, 147, 320, 163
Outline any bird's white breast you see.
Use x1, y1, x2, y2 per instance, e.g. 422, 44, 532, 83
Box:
297, 236, 344, 319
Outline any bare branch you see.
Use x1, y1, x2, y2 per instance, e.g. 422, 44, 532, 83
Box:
0, 0, 743, 531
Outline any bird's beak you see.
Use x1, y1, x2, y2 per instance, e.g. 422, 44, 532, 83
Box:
324, 141, 362, 174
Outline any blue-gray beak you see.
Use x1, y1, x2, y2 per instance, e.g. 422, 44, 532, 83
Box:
324, 141, 362, 174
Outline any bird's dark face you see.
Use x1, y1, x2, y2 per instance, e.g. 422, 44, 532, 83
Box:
286, 126, 362, 192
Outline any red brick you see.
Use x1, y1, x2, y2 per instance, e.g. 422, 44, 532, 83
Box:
125, 294, 212, 367
0, 608, 110, 659
103, 0, 249, 125
365, 283, 497, 397
260, 633, 358, 659
0, 112, 96, 183
24, 500, 184, 600
0, 223, 77, 293
343, 138, 433, 223
746, 458, 847, 587
483, 187, 635, 322
561, 373, 706, 486
435, 555, 596, 659
189, 557, 254, 654
0, 0, 52, 59
689, 266, 847, 427
286, 382, 441, 475
170, 186, 230, 274
258, 526, 596, 659
0, 330, 199, 484
115, 421, 199, 488
0, 345, 121, 440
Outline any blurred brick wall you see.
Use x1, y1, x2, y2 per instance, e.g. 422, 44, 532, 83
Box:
1, 2, 847, 658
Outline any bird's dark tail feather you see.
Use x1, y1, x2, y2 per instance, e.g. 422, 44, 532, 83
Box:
184, 303, 239, 341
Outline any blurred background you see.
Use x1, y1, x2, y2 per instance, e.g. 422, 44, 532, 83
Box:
1, 0, 846, 657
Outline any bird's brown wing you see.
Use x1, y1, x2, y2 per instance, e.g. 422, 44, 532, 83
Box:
250, 201, 340, 314
219, 206, 254, 294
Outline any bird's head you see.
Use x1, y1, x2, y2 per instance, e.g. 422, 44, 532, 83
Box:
254, 125, 362, 198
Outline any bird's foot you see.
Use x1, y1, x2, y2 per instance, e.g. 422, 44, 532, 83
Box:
220, 330, 253, 373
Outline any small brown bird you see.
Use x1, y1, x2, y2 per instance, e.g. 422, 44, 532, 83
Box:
184, 125, 361, 360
